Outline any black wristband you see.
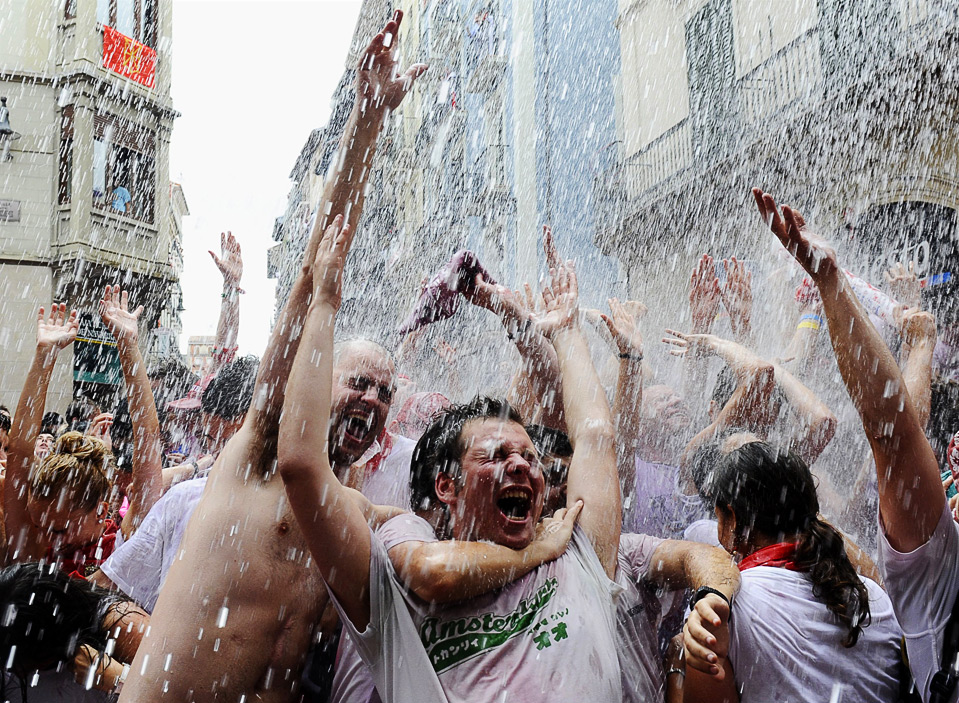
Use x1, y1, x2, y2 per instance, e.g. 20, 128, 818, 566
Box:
506, 319, 532, 342
618, 352, 643, 361
690, 586, 731, 608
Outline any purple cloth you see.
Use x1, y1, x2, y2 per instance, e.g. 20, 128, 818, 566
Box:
398, 250, 496, 337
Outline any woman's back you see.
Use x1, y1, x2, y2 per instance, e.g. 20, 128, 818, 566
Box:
729, 566, 902, 703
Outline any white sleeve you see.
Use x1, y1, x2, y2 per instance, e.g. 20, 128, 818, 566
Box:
878, 502, 959, 636
100, 505, 165, 613
326, 533, 449, 703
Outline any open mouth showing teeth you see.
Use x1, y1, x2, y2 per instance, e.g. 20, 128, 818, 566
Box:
343, 411, 374, 443
497, 488, 532, 521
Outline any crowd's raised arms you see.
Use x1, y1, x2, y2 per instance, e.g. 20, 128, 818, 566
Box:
0, 9, 958, 703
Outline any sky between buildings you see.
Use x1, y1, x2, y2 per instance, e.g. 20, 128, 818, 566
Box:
170, 0, 362, 356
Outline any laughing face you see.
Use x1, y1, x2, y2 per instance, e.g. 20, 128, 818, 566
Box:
329, 343, 396, 468
437, 418, 546, 550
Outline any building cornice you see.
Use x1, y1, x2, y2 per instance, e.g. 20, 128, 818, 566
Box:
0, 68, 179, 122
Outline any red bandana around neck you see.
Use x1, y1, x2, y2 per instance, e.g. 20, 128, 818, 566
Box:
738, 541, 803, 572
361, 431, 394, 476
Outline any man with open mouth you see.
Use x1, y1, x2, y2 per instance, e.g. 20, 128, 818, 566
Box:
279, 226, 629, 703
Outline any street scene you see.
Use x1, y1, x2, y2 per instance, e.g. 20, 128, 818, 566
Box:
0, 0, 957, 701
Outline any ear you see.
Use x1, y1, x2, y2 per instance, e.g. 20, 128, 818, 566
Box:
434, 472, 459, 508
96, 501, 110, 520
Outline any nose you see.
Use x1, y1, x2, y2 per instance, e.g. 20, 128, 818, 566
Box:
360, 386, 380, 404
505, 451, 532, 475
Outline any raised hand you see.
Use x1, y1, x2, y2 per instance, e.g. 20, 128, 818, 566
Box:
720, 257, 753, 339
542, 225, 562, 271
600, 298, 646, 356
356, 10, 428, 116
536, 258, 579, 341
99, 285, 143, 350
885, 261, 920, 310
752, 188, 838, 280
662, 328, 718, 358
209, 231, 243, 289
433, 339, 458, 366
312, 214, 355, 309
36, 303, 79, 352
88, 412, 114, 452
467, 276, 533, 338
690, 254, 721, 333
899, 308, 937, 347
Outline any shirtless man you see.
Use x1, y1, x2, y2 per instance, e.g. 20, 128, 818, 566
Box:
119, 13, 426, 701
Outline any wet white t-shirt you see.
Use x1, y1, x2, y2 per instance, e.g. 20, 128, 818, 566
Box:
334, 514, 623, 703
100, 477, 208, 613
332, 529, 667, 703
879, 502, 959, 703
729, 566, 902, 703
616, 533, 671, 703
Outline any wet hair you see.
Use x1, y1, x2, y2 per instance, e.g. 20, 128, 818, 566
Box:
333, 338, 394, 368
0, 562, 128, 698
201, 356, 260, 420
409, 396, 525, 513
0, 407, 10, 434
525, 425, 573, 458
688, 426, 755, 499
30, 431, 114, 512
65, 397, 98, 433
705, 441, 870, 647
40, 411, 61, 437
147, 356, 198, 410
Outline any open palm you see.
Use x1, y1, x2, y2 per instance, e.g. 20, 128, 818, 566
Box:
356, 10, 428, 115
752, 188, 838, 280
601, 298, 646, 355
36, 304, 78, 350
209, 231, 243, 286
99, 285, 142, 347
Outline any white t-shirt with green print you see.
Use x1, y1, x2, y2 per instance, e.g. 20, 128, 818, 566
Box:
332, 513, 623, 703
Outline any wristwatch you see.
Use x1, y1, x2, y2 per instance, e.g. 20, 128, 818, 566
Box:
690, 586, 731, 608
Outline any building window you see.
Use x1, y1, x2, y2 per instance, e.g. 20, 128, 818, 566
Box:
117, 0, 136, 36
96, 0, 110, 26
92, 113, 157, 224
97, 0, 158, 48
58, 106, 74, 205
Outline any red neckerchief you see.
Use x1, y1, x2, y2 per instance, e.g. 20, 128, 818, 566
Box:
361, 431, 394, 476
738, 542, 803, 572
46, 519, 119, 580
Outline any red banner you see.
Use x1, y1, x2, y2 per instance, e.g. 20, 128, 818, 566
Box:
102, 25, 156, 89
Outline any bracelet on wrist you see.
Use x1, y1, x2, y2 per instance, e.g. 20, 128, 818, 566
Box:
618, 351, 643, 362
506, 319, 533, 342
666, 667, 685, 679
690, 586, 731, 609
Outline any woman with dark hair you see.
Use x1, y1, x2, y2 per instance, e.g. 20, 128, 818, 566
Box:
0, 562, 147, 701
683, 440, 903, 703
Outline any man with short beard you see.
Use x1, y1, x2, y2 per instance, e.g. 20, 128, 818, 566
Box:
118, 13, 426, 702
330, 340, 416, 508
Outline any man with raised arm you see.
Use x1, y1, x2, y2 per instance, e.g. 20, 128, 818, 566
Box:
120, 13, 426, 702
280, 222, 625, 701
750, 189, 952, 703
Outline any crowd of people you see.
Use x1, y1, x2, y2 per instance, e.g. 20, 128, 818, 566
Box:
1, 10, 958, 703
